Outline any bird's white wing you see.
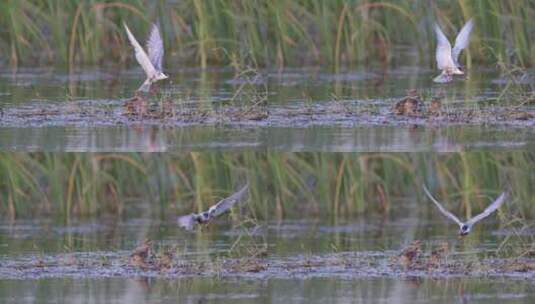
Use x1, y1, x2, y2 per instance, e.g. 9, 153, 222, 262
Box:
452, 19, 474, 67
146, 23, 164, 72
124, 23, 157, 78
177, 214, 196, 231
467, 192, 507, 226
423, 185, 463, 226
209, 183, 249, 218
434, 23, 455, 71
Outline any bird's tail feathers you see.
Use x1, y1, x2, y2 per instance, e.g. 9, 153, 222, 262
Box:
178, 214, 196, 231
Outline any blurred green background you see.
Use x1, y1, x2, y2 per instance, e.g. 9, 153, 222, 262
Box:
0, 0, 532, 68
0, 152, 532, 222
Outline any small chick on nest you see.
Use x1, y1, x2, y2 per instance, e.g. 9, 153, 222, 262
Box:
124, 92, 148, 117
130, 239, 153, 269
428, 97, 443, 116
427, 242, 449, 269
396, 240, 422, 269
393, 89, 424, 117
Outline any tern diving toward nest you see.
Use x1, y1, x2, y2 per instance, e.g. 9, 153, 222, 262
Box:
433, 19, 474, 83
422, 185, 507, 236
178, 183, 249, 231
124, 23, 168, 92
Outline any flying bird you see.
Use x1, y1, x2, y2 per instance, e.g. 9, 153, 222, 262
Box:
178, 183, 249, 231
124, 23, 168, 92
422, 185, 507, 236
433, 19, 474, 83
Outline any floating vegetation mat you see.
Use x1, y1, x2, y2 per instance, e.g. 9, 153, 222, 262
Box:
0, 97, 534, 128
2, 242, 535, 281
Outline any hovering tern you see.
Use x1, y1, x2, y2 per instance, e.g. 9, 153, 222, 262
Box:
433, 19, 474, 83
124, 23, 168, 92
178, 183, 249, 231
422, 185, 507, 236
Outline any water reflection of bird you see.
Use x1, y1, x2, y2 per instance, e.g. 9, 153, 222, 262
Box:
433, 19, 474, 83
124, 23, 168, 92
178, 183, 249, 231
422, 185, 507, 236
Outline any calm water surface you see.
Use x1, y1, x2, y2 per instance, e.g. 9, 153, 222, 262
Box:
0, 212, 533, 303
0, 66, 533, 152
1, 276, 533, 304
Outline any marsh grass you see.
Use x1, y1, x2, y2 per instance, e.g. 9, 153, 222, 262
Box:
227, 219, 268, 258
0, 152, 533, 224
0, 0, 532, 68
493, 61, 535, 107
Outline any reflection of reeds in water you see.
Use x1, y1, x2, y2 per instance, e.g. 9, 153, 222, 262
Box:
0, 1, 532, 67
0, 152, 533, 221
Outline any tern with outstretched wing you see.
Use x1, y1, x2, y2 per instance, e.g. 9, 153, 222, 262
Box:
433, 19, 474, 83
124, 23, 168, 92
178, 183, 249, 231
423, 185, 506, 236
